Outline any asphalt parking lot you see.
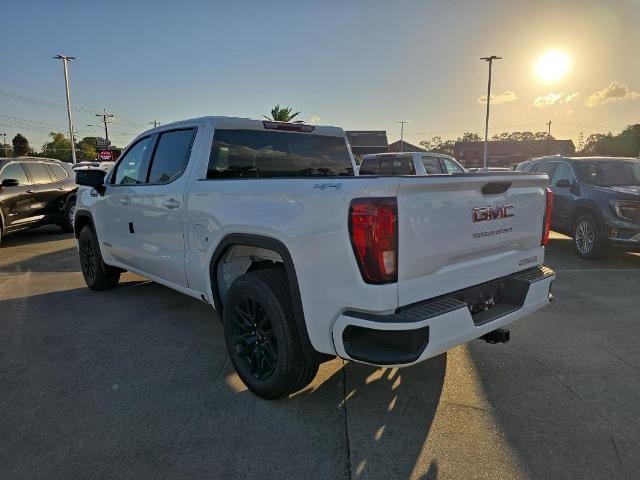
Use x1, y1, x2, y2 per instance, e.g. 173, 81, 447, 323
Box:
1, 227, 639, 479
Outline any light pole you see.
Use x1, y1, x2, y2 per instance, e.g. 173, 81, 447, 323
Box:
480, 55, 501, 169
54, 54, 77, 164
398, 121, 407, 152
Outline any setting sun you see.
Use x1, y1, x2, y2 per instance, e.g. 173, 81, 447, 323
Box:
535, 50, 571, 82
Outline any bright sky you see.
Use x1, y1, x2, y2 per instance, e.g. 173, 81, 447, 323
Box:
1, 0, 639, 150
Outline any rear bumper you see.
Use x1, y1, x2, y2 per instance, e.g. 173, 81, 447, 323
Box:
332, 266, 555, 367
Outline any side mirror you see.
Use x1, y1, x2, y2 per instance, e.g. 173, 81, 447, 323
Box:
76, 169, 107, 195
1, 178, 19, 187
555, 178, 571, 188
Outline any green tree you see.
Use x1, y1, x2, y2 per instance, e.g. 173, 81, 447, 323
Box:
457, 131, 483, 142
77, 137, 97, 161
419, 136, 455, 156
579, 124, 640, 157
0, 143, 12, 157
12, 134, 30, 156
264, 105, 301, 122
491, 131, 555, 142
42, 132, 72, 162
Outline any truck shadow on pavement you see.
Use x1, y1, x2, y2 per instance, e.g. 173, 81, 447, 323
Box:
0, 275, 446, 480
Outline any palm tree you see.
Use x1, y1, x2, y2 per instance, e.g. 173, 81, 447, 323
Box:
264, 105, 301, 122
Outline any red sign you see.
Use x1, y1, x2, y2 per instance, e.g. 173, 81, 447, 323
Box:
98, 150, 113, 161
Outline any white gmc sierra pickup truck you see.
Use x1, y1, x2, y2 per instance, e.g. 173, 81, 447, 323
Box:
74, 116, 555, 399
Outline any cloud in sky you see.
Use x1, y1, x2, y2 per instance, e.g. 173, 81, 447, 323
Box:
533, 92, 579, 107
308, 115, 321, 124
586, 81, 640, 107
477, 90, 517, 105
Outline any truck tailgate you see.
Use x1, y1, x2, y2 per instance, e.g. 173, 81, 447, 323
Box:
396, 173, 549, 307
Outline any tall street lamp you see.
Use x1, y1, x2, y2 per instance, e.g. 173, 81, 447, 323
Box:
480, 55, 501, 169
54, 54, 77, 164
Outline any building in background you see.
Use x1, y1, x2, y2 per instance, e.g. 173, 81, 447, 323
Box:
454, 140, 575, 168
388, 140, 425, 153
345, 131, 388, 159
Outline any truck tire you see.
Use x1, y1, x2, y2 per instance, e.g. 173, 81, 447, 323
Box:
573, 213, 605, 260
223, 269, 319, 399
78, 225, 121, 290
60, 197, 76, 233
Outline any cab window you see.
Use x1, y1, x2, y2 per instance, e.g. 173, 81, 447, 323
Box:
0, 163, 29, 185
535, 162, 558, 184
442, 158, 463, 173
112, 136, 152, 185
420, 156, 443, 174
147, 128, 196, 184
551, 163, 575, 186
24, 163, 54, 184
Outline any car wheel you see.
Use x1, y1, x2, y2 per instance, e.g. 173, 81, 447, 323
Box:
78, 225, 121, 290
60, 198, 76, 233
223, 269, 319, 399
573, 214, 605, 260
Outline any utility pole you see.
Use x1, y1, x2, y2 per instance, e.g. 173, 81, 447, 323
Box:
149, 120, 161, 128
54, 54, 77, 164
480, 55, 501, 169
96, 109, 114, 146
398, 121, 407, 152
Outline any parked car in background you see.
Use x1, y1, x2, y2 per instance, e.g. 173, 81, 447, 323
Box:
72, 161, 116, 173
74, 116, 554, 399
358, 152, 466, 175
0, 157, 77, 244
516, 156, 640, 259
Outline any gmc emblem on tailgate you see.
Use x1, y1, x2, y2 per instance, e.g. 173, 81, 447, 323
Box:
472, 205, 514, 222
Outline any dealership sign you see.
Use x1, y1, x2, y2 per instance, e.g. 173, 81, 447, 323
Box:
98, 150, 113, 161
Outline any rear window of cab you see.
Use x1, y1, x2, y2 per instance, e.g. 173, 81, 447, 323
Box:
207, 129, 354, 178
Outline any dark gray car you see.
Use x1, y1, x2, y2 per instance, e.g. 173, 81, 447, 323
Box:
516, 156, 640, 259
0, 157, 77, 245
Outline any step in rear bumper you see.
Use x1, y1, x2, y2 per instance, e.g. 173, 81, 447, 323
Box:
332, 266, 555, 367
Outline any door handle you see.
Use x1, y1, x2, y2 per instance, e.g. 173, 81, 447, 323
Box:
120, 197, 131, 205
162, 198, 180, 209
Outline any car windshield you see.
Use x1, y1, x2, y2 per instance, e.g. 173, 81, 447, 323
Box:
574, 160, 640, 187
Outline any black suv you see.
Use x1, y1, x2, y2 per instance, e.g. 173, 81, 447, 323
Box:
0, 157, 77, 245
516, 156, 640, 259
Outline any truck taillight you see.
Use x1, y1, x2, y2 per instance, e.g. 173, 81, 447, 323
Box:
542, 187, 553, 246
349, 198, 398, 284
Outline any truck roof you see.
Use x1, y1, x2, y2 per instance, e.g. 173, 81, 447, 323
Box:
140, 116, 345, 138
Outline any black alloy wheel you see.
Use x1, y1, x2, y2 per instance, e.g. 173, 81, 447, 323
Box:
230, 296, 278, 380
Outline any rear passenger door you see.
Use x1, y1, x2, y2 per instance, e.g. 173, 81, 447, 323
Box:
22, 162, 61, 221
128, 127, 197, 287
0, 162, 36, 229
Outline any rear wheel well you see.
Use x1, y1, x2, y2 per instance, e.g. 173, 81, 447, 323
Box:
215, 245, 285, 305
209, 234, 331, 364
